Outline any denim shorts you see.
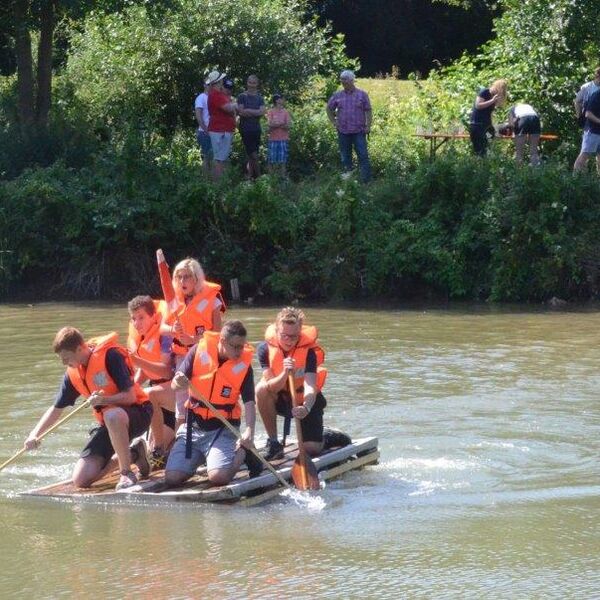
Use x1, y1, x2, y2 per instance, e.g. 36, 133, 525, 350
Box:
165, 422, 238, 475
581, 130, 600, 154
208, 132, 234, 161
196, 129, 213, 159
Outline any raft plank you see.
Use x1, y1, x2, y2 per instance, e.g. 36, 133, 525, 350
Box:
22, 437, 379, 505
238, 448, 380, 507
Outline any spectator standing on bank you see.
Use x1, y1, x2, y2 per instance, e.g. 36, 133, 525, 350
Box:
266, 94, 291, 176
574, 67, 600, 174
469, 79, 507, 156
507, 103, 541, 166
573, 88, 600, 175
194, 82, 212, 175
237, 75, 266, 179
206, 70, 237, 181
223, 77, 234, 98
327, 70, 372, 183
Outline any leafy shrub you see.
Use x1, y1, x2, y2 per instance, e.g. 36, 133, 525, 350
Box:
3, 147, 600, 303
64, 0, 350, 133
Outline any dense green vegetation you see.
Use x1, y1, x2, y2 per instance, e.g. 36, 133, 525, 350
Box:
1, 0, 600, 304
2, 147, 600, 303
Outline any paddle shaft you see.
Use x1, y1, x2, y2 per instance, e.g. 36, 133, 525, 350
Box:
288, 373, 306, 453
0, 399, 91, 473
186, 381, 291, 489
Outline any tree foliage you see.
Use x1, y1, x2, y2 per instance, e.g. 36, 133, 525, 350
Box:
418, 0, 600, 156
64, 0, 351, 132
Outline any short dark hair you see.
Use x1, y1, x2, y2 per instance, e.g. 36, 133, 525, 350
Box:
221, 320, 247, 339
53, 327, 85, 353
595, 66, 600, 79
127, 295, 155, 316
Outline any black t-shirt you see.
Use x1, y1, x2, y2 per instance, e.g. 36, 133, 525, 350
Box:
179, 344, 255, 404
586, 89, 600, 135
256, 342, 317, 372
54, 348, 133, 408
237, 92, 264, 133
470, 88, 494, 127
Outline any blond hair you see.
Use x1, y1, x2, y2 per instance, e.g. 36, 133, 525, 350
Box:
53, 327, 85, 353
490, 79, 506, 98
172, 258, 205, 296
275, 306, 305, 328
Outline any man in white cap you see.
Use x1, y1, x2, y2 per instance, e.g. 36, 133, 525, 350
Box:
206, 71, 238, 181
327, 70, 372, 183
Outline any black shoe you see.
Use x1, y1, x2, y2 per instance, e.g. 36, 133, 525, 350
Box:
323, 427, 352, 450
263, 438, 284, 461
245, 449, 264, 478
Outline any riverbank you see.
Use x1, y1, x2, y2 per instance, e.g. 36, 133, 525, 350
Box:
2, 154, 600, 304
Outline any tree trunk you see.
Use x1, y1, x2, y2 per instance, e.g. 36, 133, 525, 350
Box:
36, 0, 55, 127
13, 0, 35, 125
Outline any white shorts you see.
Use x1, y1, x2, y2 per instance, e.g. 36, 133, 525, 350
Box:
209, 132, 234, 161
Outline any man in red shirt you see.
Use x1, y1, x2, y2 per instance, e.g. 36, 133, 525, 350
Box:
206, 71, 238, 181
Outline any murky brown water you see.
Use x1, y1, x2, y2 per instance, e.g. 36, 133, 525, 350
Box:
1, 303, 600, 598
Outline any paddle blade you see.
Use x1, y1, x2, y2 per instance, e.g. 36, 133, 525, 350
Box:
156, 249, 179, 315
291, 454, 320, 491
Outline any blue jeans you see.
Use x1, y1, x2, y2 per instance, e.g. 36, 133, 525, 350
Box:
196, 129, 213, 161
337, 132, 371, 182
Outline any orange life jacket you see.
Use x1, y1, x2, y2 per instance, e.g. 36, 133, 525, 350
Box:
127, 300, 168, 365
169, 281, 225, 355
186, 331, 253, 423
264, 323, 327, 403
66, 332, 149, 425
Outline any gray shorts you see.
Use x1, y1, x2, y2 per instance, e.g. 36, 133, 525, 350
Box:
581, 130, 600, 154
209, 132, 234, 162
165, 422, 238, 475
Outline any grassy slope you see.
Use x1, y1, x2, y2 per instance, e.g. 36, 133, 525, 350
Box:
356, 78, 417, 109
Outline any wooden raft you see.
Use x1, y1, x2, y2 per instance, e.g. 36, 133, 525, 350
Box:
22, 437, 379, 506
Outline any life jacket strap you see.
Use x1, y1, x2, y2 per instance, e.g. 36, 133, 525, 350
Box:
185, 408, 193, 460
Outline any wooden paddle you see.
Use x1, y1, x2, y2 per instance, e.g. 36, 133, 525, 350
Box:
186, 380, 291, 490
156, 248, 180, 316
288, 373, 320, 490
0, 399, 91, 473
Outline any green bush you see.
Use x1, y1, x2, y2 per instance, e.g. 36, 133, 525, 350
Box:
2, 147, 600, 303
64, 0, 350, 133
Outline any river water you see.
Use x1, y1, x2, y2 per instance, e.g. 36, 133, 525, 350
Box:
0, 303, 599, 598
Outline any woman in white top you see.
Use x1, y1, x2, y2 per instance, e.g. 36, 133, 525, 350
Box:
508, 103, 541, 166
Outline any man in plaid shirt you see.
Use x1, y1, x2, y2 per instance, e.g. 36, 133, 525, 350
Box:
327, 70, 372, 183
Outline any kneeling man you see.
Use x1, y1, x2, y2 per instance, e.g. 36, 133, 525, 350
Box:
256, 307, 330, 460
164, 320, 261, 487
24, 327, 152, 490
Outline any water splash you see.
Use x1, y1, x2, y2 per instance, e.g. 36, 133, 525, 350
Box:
280, 487, 327, 512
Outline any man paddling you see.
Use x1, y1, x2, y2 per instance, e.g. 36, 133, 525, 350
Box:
24, 327, 152, 490
255, 307, 350, 461
164, 320, 262, 487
